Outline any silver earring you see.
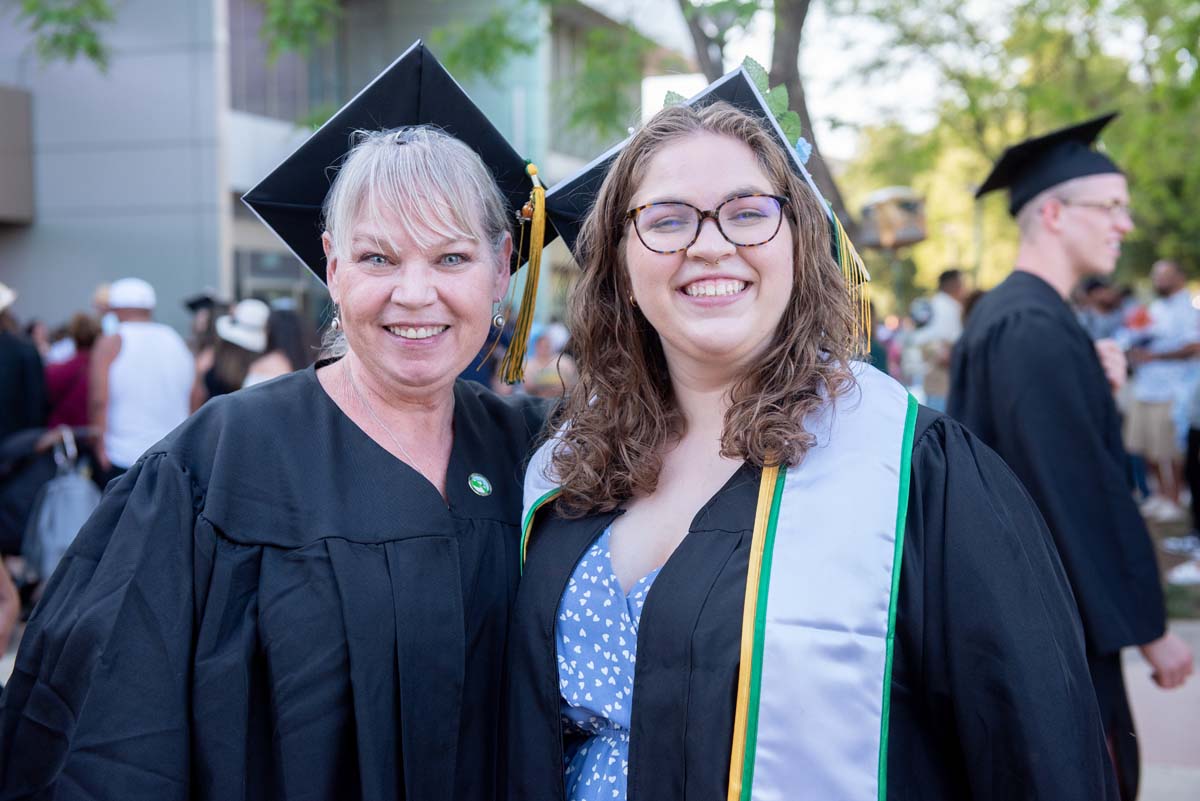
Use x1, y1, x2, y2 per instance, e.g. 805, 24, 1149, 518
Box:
330, 306, 341, 331
492, 300, 504, 328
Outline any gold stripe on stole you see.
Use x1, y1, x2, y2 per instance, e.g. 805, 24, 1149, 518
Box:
727, 463, 781, 801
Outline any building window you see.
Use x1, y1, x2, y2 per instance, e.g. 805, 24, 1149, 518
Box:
228, 0, 341, 122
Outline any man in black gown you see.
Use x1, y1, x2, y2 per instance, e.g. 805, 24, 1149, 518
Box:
949, 113, 1194, 800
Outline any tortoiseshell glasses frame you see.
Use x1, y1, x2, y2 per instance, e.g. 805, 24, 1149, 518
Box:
625, 193, 791, 254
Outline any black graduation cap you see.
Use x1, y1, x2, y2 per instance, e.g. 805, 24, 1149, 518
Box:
183, 290, 224, 313
975, 112, 1121, 216
242, 40, 553, 283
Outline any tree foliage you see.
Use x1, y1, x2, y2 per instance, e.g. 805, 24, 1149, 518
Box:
10, 0, 340, 67
838, 0, 1200, 296
11, 0, 115, 69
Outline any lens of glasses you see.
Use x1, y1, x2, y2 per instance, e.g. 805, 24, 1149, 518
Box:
717, 195, 783, 245
635, 204, 701, 252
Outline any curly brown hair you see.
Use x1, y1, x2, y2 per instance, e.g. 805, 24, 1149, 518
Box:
549, 101, 859, 516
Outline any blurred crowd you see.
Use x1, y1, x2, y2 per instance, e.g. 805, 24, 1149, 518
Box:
0, 279, 320, 607
879, 260, 1200, 586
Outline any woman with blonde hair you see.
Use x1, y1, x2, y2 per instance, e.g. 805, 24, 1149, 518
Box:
507, 72, 1116, 800
0, 45, 546, 800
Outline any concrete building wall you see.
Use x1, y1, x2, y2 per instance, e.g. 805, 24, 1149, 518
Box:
0, 0, 223, 334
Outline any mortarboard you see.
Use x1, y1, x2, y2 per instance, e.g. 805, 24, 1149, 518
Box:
975, 112, 1121, 216
183, 289, 224, 313
242, 40, 552, 381
545, 66, 870, 345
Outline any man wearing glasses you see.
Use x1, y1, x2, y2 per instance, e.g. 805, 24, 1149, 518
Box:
948, 113, 1193, 801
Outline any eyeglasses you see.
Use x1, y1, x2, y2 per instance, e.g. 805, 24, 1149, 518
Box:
1056, 198, 1133, 220
625, 194, 790, 254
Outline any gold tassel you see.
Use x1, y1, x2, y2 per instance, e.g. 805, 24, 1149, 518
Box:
500, 163, 547, 384
831, 214, 871, 354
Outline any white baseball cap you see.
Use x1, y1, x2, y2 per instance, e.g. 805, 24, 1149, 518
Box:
216, 298, 270, 353
108, 277, 157, 310
0, 282, 15, 315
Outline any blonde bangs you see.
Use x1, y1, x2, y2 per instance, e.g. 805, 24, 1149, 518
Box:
324, 126, 508, 262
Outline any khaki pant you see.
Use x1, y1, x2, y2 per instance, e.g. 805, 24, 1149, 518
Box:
1124, 400, 1179, 464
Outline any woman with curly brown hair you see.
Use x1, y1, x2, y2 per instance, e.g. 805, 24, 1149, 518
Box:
506, 72, 1117, 801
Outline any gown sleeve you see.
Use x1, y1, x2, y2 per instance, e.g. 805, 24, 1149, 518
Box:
898, 413, 1118, 800
963, 311, 1165, 655
0, 450, 197, 800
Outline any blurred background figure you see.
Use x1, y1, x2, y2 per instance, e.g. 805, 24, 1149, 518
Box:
23, 320, 49, 361
1077, 277, 1127, 340
1126, 260, 1199, 522
89, 277, 193, 485
182, 289, 226, 357
521, 325, 578, 400
190, 297, 269, 409
913, 268, 967, 411
243, 299, 319, 386
0, 282, 46, 444
44, 313, 101, 429
91, 283, 116, 337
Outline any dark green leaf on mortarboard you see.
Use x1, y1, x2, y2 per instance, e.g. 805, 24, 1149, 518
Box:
742, 57, 770, 94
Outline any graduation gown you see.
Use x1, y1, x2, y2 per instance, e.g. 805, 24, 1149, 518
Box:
948, 271, 1165, 797
0, 365, 545, 801
507, 407, 1117, 800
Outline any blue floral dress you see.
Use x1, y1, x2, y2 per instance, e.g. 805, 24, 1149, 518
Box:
556, 526, 661, 801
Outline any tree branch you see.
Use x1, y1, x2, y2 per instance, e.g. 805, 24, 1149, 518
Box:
676, 0, 727, 81
768, 0, 859, 238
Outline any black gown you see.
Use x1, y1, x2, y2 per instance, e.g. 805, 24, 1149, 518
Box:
948, 270, 1165, 799
507, 407, 1118, 800
0, 364, 545, 801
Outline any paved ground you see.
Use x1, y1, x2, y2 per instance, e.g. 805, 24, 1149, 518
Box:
1128, 619, 1200, 800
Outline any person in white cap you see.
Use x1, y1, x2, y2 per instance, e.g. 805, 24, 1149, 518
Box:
189, 298, 270, 410
0, 281, 47, 444
89, 277, 193, 483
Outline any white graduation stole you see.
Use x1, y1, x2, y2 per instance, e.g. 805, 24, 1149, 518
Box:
521, 365, 919, 801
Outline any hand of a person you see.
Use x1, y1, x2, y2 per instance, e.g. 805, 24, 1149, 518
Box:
34, 428, 64, 454
1095, 339, 1128, 392
1126, 346, 1152, 368
0, 561, 18, 657
1139, 631, 1195, 689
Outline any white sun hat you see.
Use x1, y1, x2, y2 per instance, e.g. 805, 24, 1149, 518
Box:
215, 298, 270, 353
108, 277, 157, 310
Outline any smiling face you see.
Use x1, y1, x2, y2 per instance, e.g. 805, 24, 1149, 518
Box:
325, 201, 511, 399
623, 132, 794, 379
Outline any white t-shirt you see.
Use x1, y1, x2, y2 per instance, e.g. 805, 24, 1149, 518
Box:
1132, 289, 1200, 404
106, 321, 194, 468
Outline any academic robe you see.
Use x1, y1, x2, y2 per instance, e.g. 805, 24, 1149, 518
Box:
507, 407, 1118, 800
0, 364, 545, 801
948, 270, 1165, 799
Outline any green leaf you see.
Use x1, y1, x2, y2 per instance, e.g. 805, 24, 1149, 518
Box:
741, 56, 770, 94
429, 9, 538, 83
777, 110, 803, 145
663, 90, 687, 106
764, 85, 789, 117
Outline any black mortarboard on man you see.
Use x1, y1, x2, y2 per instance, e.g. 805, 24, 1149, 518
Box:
243, 40, 555, 380
974, 113, 1122, 216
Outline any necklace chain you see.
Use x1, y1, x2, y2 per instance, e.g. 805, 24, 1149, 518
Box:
343, 360, 423, 473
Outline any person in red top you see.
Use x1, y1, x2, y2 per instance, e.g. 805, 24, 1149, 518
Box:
44, 313, 101, 428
